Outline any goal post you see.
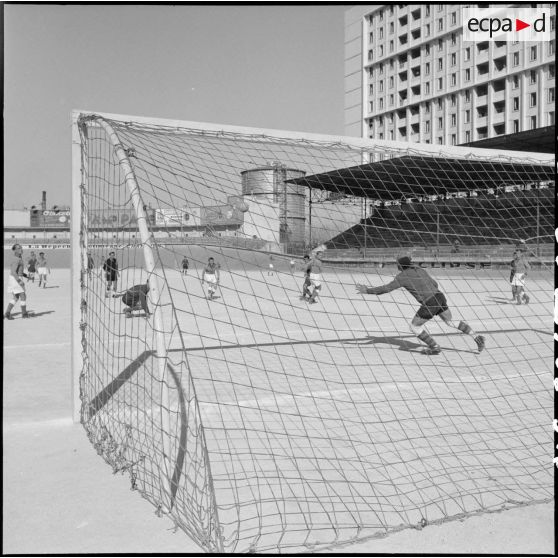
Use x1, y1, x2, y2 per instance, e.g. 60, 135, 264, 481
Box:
71, 110, 554, 553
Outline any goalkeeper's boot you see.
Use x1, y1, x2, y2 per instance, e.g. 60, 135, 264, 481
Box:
21, 311, 30, 319
474, 335, 486, 353
4, 312, 14, 320
422, 344, 441, 355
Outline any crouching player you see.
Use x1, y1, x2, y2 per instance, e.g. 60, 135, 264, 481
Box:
114, 282, 151, 318
202, 257, 220, 300
356, 256, 485, 355
4, 244, 30, 319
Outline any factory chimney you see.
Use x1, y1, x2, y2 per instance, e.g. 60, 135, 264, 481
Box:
41, 191, 47, 211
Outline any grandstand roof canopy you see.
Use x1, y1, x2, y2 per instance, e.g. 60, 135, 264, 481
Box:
462, 125, 555, 153
286, 156, 553, 200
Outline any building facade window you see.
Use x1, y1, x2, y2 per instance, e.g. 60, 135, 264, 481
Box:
465, 130, 471, 142
451, 73, 457, 86
451, 53, 456, 66
464, 47, 471, 61
465, 109, 470, 123
465, 89, 470, 102
451, 12, 457, 25
451, 114, 456, 126
438, 77, 443, 89
465, 68, 471, 81
513, 97, 519, 110
425, 62, 430, 75
548, 87, 555, 103
530, 70, 537, 84
530, 115, 537, 128
513, 120, 519, 133
530, 92, 537, 107
438, 117, 443, 129
513, 52, 519, 66
512, 75, 519, 89
530, 46, 537, 61
451, 134, 456, 145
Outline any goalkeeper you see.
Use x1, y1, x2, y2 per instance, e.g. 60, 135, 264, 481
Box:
114, 282, 151, 318
356, 256, 485, 355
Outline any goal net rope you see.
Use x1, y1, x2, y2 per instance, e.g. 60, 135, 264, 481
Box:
73, 112, 553, 553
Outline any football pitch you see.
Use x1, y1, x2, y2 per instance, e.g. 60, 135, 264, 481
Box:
3, 263, 554, 553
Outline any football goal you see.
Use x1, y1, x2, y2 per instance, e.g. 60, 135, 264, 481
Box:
71, 111, 554, 553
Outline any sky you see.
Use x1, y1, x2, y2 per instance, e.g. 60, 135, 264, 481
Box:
3, 3, 349, 209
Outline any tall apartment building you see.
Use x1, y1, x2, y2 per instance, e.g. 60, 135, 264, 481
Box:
344, 4, 556, 144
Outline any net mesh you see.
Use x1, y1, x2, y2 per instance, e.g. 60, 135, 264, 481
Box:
74, 113, 553, 553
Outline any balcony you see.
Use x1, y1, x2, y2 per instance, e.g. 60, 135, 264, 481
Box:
411, 28, 421, 41
476, 126, 488, 140
493, 123, 506, 136
477, 62, 490, 79
493, 56, 507, 73
476, 41, 490, 60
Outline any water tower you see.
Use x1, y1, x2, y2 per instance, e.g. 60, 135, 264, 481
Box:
240, 163, 306, 245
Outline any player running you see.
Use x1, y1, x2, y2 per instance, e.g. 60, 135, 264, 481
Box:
103, 251, 119, 297
356, 255, 485, 355
181, 256, 189, 275
511, 250, 530, 305
202, 257, 220, 300
299, 255, 312, 301
37, 252, 50, 288
307, 251, 324, 304
4, 244, 30, 319
27, 251, 37, 283
113, 282, 151, 318
268, 255, 274, 276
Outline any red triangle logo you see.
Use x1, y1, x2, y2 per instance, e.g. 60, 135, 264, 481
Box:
516, 19, 530, 31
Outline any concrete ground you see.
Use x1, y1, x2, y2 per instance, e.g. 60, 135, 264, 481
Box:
3, 268, 554, 555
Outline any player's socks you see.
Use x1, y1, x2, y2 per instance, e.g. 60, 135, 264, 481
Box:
523, 294, 530, 304
418, 331, 440, 354
4, 303, 14, 319
457, 321, 474, 335
21, 305, 29, 318
474, 335, 485, 353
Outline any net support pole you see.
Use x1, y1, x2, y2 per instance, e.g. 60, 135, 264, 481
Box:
90, 115, 174, 510
71, 111, 84, 423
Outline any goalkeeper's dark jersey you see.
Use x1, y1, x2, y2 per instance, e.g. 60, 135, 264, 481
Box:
366, 266, 440, 304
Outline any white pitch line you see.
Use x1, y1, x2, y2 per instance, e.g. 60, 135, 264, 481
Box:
3, 341, 71, 350
3, 416, 74, 431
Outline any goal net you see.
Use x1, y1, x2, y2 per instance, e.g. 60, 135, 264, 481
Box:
72, 111, 554, 553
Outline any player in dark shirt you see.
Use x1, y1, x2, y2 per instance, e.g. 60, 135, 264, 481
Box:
299, 255, 312, 301
103, 252, 119, 297
114, 283, 151, 318
356, 256, 485, 355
